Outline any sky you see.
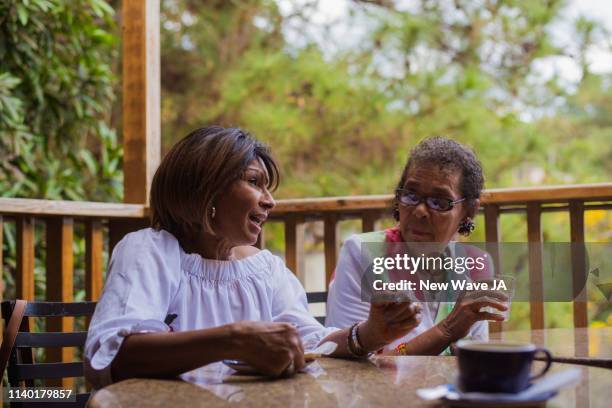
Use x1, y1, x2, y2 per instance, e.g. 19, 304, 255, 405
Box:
554, 0, 612, 76
277, 0, 612, 84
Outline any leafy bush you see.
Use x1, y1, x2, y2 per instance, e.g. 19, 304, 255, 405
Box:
0, 0, 122, 201
0, 0, 121, 305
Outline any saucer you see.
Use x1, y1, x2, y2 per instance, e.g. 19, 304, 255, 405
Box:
442, 384, 557, 407
443, 395, 555, 407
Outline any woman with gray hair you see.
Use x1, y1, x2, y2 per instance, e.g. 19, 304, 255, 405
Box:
326, 136, 507, 355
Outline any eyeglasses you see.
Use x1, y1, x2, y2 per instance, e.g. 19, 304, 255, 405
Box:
396, 188, 465, 212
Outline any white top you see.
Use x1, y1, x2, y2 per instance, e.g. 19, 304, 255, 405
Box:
84, 228, 337, 389
325, 234, 488, 353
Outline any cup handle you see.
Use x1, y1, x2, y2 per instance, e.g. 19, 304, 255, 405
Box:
529, 348, 552, 381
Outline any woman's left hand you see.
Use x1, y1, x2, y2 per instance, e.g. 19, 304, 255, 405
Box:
437, 290, 507, 342
358, 297, 422, 352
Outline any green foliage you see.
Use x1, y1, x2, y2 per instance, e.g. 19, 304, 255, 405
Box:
0, 1, 609, 330
160, 0, 610, 328
160, 0, 610, 201
0, 0, 122, 201
0, 0, 120, 307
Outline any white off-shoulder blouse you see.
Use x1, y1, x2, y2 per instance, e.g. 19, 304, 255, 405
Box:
84, 228, 337, 389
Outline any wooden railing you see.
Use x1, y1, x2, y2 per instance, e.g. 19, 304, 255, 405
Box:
268, 183, 612, 333
0, 199, 148, 388
1, 183, 611, 338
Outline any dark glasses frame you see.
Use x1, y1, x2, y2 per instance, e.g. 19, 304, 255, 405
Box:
395, 188, 466, 212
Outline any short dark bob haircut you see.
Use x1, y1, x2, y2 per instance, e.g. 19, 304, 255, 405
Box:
150, 126, 279, 250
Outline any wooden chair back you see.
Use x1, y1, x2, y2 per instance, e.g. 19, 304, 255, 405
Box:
1, 300, 96, 407
306, 291, 328, 325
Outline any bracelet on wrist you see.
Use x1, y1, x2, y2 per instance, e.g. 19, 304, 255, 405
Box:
346, 323, 361, 357
354, 322, 367, 351
347, 322, 372, 358
351, 323, 363, 352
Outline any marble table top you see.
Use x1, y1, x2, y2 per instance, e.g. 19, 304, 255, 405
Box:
89, 355, 610, 408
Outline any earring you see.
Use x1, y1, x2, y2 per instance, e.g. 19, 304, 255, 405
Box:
211, 206, 216, 219
458, 217, 475, 236
393, 206, 400, 221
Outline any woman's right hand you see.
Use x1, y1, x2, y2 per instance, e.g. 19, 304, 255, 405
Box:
438, 290, 508, 342
230, 321, 305, 377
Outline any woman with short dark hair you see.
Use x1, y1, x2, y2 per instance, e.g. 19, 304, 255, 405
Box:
85, 126, 422, 388
326, 136, 506, 355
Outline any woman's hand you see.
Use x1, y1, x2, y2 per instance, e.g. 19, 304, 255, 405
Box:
230, 321, 305, 377
358, 296, 422, 352
438, 290, 508, 342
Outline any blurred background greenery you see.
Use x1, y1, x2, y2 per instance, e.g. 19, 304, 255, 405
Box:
0, 0, 610, 329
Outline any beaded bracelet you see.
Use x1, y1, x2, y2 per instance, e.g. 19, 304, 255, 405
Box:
347, 322, 371, 358
346, 322, 361, 357
355, 322, 366, 351
351, 323, 362, 353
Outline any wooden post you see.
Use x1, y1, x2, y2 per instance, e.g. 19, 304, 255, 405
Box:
85, 219, 104, 301
484, 205, 502, 272
108, 218, 150, 254
484, 204, 503, 336
0, 215, 3, 301
122, 0, 161, 204
45, 217, 74, 388
361, 210, 379, 233
569, 201, 588, 329
0, 216, 3, 407
16, 217, 35, 300
284, 216, 305, 282
569, 201, 589, 360
526, 203, 545, 332
324, 214, 340, 288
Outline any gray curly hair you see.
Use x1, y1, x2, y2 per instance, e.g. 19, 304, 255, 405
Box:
393, 136, 484, 232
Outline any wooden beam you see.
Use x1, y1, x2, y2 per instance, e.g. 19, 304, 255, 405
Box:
272, 195, 393, 216
482, 183, 612, 205
0, 197, 147, 218
122, 0, 161, 204
45, 217, 74, 388
484, 204, 503, 335
109, 218, 151, 254
324, 215, 340, 288
569, 201, 588, 334
14, 217, 35, 396
0, 216, 3, 408
0, 183, 609, 219
46, 218, 74, 303
361, 210, 379, 233
483, 205, 502, 271
526, 203, 545, 332
284, 216, 305, 282
270, 183, 612, 216
16, 217, 35, 300
85, 220, 104, 301
0, 216, 3, 302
